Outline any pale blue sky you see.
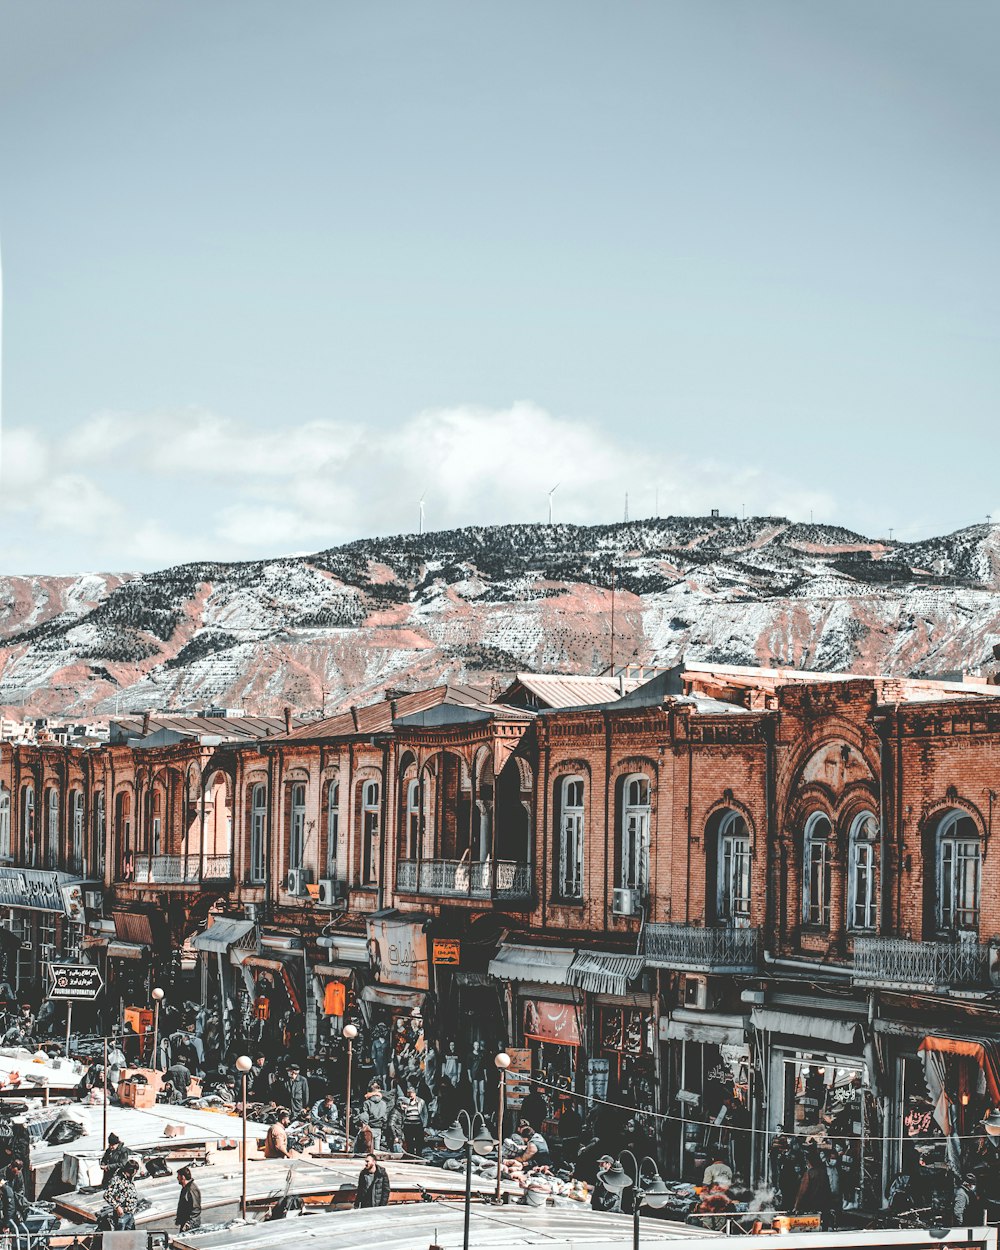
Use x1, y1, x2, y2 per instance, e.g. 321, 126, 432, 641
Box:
0, 2, 997, 572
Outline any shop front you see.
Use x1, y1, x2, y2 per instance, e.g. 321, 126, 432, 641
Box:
313, 930, 371, 1049
489, 942, 581, 1097
567, 949, 654, 1114
0, 868, 97, 1004
190, 916, 257, 1051
361, 914, 433, 1090
231, 937, 307, 1054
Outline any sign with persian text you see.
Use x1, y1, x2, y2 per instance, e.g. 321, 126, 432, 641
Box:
47, 962, 104, 1002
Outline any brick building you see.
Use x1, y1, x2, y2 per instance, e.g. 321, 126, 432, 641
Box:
2, 664, 999, 1201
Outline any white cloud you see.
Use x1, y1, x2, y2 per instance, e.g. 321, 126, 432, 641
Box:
0, 401, 838, 567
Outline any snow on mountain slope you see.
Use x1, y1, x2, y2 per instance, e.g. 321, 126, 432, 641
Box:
1, 517, 998, 717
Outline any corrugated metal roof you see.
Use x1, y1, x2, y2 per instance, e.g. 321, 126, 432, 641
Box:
285, 684, 530, 741
503, 674, 643, 709
113, 715, 288, 742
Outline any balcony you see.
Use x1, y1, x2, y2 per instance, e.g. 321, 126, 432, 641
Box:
395, 858, 531, 901
852, 935, 988, 992
644, 923, 761, 974
128, 854, 233, 885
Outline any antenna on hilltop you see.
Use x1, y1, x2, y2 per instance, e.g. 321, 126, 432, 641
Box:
547, 483, 560, 525
418, 493, 426, 535
624, 492, 629, 523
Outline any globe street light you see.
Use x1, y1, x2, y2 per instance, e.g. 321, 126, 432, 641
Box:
493, 1051, 511, 1202
601, 1149, 670, 1250
442, 1111, 495, 1250
150, 987, 165, 1071
233, 1055, 252, 1220
343, 1024, 358, 1154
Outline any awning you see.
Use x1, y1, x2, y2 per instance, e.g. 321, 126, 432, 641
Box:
567, 950, 644, 996
231, 948, 304, 1014
191, 918, 256, 953
107, 941, 149, 961
919, 1035, 1000, 1103
361, 983, 427, 1011
316, 934, 371, 966
487, 942, 575, 985
662, 1010, 749, 1047
313, 963, 357, 981
751, 1007, 858, 1046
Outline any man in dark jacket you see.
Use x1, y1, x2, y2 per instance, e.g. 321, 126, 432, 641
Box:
100, 1133, 130, 1186
1, 1161, 29, 1249
175, 1166, 202, 1233
276, 1064, 310, 1117
794, 1146, 834, 1228
354, 1154, 390, 1208
166, 1059, 192, 1099
591, 1155, 621, 1212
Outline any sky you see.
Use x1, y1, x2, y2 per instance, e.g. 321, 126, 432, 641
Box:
0, 1, 997, 574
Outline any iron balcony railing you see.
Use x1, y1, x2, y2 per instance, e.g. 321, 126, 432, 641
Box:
129, 853, 233, 885
395, 858, 531, 900
644, 923, 761, 974
852, 934, 988, 991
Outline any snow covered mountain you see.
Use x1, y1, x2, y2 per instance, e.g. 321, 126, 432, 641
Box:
2, 516, 999, 718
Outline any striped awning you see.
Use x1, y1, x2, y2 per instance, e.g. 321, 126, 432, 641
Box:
487, 942, 575, 985
191, 918, 256, 953
567, 950, 645, 996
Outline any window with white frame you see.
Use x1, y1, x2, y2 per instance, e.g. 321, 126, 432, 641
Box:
717, 809, 752, 926
70, 790, 85, 872
249, 783, 267, 883
620, 774, 650, 892
404, 778, 421, 860
151, 787, 164, 856
0, 787, 10, 859
803, 813, 832, 927
289, 782, 306, 873
361, 780, 380, 885
45, 786, 59, 869
326, 779, 339, 877
22, 787, 36, 867
848, 811, 878, 930
937, 810, 980, 932
557, 776, 585, 900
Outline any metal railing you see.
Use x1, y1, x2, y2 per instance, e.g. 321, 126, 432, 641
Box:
395, 857, 531, 899
852, 934, 988, 990
644, 922, 761, 973
129, 853, 233, 884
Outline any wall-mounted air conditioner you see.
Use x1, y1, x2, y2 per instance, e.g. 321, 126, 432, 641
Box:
680, 973, 711, 1011
612, 887, 640, 916
244, 902, 258, 921
286, 868, 308, 895
318, 878, 341, 907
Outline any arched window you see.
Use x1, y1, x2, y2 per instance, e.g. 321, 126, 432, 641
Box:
249, 783, 267, 883
46, 786, 59, 868
803, 813, 832, 928
150, 786, 164, 856
556, 776, 585, 900
717, 810, 752, 926
620, 774, 650, 893
361, 780, 380, 885
289, 783, 306, 873
326, 779, 340, 877
937, 810, 980, 932
404, 778, 421, 860
0, 787, 10, 859
70, 790, 85, 873
848, 811, 878, 931
22, 787, 35, 867
93, 790, 106, 877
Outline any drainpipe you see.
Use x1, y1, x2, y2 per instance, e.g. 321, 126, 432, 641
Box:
761, 949, 852, 977
686, 733, 693, 923
541, 729, 550, 931
264, 750, 275, 923
603, 713, 612, 933
895, 708, 904, 935
377, 739, 390, 912
763, 717, 777, 944
877, 720, 891, 933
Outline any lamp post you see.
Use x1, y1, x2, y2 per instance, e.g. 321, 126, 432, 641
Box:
343, 1024, 358, 1154
150, 987, 164, 1070
494, 1051, 510, 1202
442, 1111, 495, 1250
601, 1149, 670, 1250
235, 1054, 253, 1220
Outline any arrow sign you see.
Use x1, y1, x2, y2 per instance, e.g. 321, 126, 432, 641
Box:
47, 963, 104, 1002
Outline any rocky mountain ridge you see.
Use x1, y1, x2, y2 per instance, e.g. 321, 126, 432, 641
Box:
2, 516, 999, 718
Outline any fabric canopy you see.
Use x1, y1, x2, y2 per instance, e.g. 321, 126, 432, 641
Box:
919, 1035, 1000, 1104
663, 1012, 748, 1047
750, 1007, 858, 1046
107, 940, 148, 960
360, 983, 426, 1010
567, 950, 645, 996
231, 948, 304, 1014
191, 918, 256, 953
488, 942, 575, 985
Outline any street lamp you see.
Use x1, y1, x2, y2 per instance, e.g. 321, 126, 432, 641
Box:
601, 1149, 670, 1250
235, 1055, 253, 1219
150, 987, 164, 1070
493, 1051, 511, 1202
442, 1111, 495, 1250
343, 1024, 358, 1154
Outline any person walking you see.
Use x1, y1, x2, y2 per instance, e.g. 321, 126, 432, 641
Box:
175, 1166, 202, 1234
104, 1158, 141, 1231
363, 1082, 390, 1151
354, 1154, 390, 1208
399, 1085, 428, 1156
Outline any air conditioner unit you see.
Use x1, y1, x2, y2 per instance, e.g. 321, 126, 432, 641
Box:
286, 868, 308, 895
244, 902, 259, 922
680, 973, 711, 1011
612, 887, 640, 916
318, 878, 340, 907
84, 891, 103, 911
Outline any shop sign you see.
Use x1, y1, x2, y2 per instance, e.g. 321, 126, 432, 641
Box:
47, 963, 104, 1002
504, 1046, 533, 1105
0, 867, 71, 914
522, 998, 581, 1046
366, 916, 429, 990
432, 938, 461, 966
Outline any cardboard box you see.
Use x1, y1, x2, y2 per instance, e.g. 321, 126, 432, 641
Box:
118, 1079, 157, 1109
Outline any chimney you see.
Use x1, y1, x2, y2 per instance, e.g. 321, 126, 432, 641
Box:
350, 706, 360, 731
142, 711, 151, 737
283, 706, 293, 734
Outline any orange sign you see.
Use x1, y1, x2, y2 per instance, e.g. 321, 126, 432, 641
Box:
432, 939, 461, 966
